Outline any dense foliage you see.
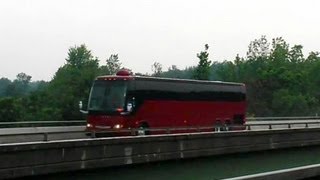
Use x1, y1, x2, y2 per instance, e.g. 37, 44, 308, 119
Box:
0, 44, 121, 121
1, 36, 320, 122
193, 44, 212, 80
160, 36, 320, 117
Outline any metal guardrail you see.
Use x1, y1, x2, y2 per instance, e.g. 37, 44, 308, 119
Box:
87, 121, 320, 137
246, 121, 320, 130
0, 120, 86, 128
246, 116, 320, 121
0, 130, 83, 142
1, 121, 319, 143
1, 117, 320, 143
1, 116, 320, 128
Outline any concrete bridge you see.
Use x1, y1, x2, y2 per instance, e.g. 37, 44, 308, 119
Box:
1, 126, 320, 179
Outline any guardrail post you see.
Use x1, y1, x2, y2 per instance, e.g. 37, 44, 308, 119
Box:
131, 129, 135, 136
247, 125, 251, 130
288, 124, 291, 129
43, 133, 48, 141
269, 124, 272, 130
305, 123, 309, 128
166, 128, 170, 134
91, 131, 96, 138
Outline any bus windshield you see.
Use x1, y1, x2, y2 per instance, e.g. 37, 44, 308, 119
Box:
88, 80, 127, 112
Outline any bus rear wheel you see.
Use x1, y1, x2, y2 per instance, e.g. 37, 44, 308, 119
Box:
214, 121, 222, 132
137, 123, 150, 136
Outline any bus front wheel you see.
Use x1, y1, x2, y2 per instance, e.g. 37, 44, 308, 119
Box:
137, 123, 150, 136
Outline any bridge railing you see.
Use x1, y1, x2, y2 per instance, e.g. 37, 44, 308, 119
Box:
1, 120, 320, 143
88, 121, 320, 137
0, 120, 86, 128
245, 121, 320, 130
246, 116, 320, 121
1, 116, 320, 128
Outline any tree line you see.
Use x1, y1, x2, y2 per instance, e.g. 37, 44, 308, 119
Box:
1, 36, 320, 122
0, 45, 122, 122
159, 36, 320, 117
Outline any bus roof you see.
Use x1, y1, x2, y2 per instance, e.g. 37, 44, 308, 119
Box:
96, 75, 245, 87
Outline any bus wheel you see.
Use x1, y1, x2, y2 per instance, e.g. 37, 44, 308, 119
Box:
137, 123, 150, 136
214, 121, 222, 132
222, 120, 231, 131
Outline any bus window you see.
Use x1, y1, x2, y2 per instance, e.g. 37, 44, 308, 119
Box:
88, 80, 127, 112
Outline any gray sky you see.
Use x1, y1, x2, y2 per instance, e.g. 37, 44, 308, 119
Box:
0, 0, 319, 81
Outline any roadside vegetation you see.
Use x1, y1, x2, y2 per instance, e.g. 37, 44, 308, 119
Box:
1, 36, 320, 121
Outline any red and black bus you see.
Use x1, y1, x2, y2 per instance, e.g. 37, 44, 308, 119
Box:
85, 69, 246, 136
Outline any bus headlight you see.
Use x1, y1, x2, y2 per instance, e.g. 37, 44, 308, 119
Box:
113, 124, 123, 129
87, 123, 93, 128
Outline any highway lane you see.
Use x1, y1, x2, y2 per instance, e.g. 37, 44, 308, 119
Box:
1, 120, 320, 144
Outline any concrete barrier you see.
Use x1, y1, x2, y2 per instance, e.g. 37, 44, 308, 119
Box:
1, 128, 320, 179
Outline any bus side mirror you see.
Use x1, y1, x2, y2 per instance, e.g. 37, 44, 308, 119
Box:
127, 97, 136, 112
79, 101, 83, 109
127, 102, 133, 112
79, 101, 88, 114
121, 102, 133, 115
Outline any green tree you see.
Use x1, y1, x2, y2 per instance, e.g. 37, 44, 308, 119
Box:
149, 36, 320, 116
151, 61, 163, 77
306, 52, 320, 101
28, 80, 49, 92
100, 54, 122, 75
49, 44, 99, 120
65, 44, 95, 68
0, 97, 22, 122
161, 65, 181, 78
6, 72, 32, 97
4, 36, 320, 121
193, 44, 212, 80
270, 37, 289, 63
214, 61, 239, 82
16, 72, 32, 84
289, 45, 304, 63
22, 90, 62, 121
247, 35, 270, 59
0, 78, 11, 97
272, 89, 317, 116
160, 65, 195, 79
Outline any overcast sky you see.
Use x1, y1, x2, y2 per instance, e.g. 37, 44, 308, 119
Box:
0, 0, 319, 81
